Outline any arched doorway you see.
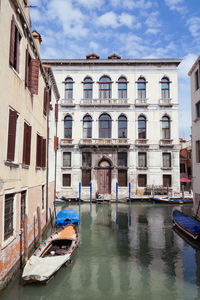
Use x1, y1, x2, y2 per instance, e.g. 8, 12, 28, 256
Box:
97, 160, 111, 194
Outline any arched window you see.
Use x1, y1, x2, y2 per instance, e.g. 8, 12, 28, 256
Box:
118, 77, 127, 99
64, 77, 73, 99
161, 77, 170, 99
137, 77, 146, 99
83, 115, 92, 138
99, 114, 111, 138
64, 115, 72, 138
162, 116, 170, 139
138, 115, 146, 139
99, 76, 112, 100
118, 115, 127, 138
83, 77, 93, 99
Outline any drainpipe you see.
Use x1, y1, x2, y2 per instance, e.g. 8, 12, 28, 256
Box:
54, 100, 58, 220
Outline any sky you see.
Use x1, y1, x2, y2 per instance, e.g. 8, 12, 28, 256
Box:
29, 0, 200, 139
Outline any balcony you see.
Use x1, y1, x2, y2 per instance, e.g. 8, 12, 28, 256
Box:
60, 138, 74, 146
135, 139, 149, 147
159, 98, 172, 107
159, 139, 174, 147
135, 98, 148, 107
79, 138, 130, 147
80, 98, 130, 107
60, 99, 76, 107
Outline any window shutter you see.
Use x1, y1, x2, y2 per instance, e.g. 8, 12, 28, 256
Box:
22, 123, 27, 164
36, 134, 42, 167
9, 15, 15, 67
54, 136, 59, 150
27, 125, 32, 165
15, 31, 20, 73
42, 138, 46, 167
29, 59, 40, 95
43, 88, 48, 116
55, 103, 58, 120
25, 48, 29, 87
7, 110, 18, 161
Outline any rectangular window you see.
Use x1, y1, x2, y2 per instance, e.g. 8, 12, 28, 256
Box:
36, 135, 46, 167
163, 153, 171, 168
63, 174, 71, 187
180, 163, 186, 173
21, 191, 26, 228
196, 101, 200, 118
4, 194, 14, 240
22, 122, 31, 165
195, 70, 199, 91
82, 152, 92, 167
118, 170, 127, 187
63, 152, 71, 167
138, 174, 147, 187
82, 170, 91, 186
9, 15, 21, 73
138, 152, 147, 168
163, 175, 171, 187
196, 141, 200, 163
118, 152, 127, 167
42, 185, 45, 209
7, 108, 18, 162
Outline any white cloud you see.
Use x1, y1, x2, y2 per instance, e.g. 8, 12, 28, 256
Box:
164, 0, 186, 13
145, 11, 161, 35
96, 11, 137, 29
187, 17, 200, 38
178, 53, 197, 79
89, 41, 99, 51
46, 0, 88, 38
75, 0, 105, 10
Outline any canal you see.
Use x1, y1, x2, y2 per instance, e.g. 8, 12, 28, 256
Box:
1, 202, 200, 300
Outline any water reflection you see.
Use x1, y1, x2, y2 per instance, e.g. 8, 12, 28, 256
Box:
1, 203, 200, 300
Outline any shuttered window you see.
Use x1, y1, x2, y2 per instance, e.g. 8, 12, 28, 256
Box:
55, 103, 58, 120
82, 170, 91, 186
42, 185, 45, 209
4, 194, 14, 240
28, 59, 40, 95
7, 109, 18, 162
118, 170, 127, 187
63, 174, 71, 187
118, 152, 127, 167
63, 152, 71, 167
9, 15, 21, 73
138, 174, 147, 187
163, 175, 171, 187
22, 122, 31, 165
196, 141, 200, 163
43, 87, 48, 116
36, 135, 46, 167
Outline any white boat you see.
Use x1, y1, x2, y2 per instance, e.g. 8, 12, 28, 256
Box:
22, 224, 79, 283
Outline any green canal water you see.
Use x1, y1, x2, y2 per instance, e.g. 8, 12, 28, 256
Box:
1, 203, 200, 300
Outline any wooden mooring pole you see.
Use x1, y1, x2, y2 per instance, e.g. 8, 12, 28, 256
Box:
24, 214, 28, 263
37, 206, 42, 243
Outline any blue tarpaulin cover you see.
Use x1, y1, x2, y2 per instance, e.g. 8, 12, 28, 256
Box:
56, 210, 80, 227
173, 210, 200, 235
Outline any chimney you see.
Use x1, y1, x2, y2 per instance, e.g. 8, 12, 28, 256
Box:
32, 30, 42, 53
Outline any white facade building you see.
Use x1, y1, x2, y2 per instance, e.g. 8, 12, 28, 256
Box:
44, 54, 181, 200
189, 56, 200, 218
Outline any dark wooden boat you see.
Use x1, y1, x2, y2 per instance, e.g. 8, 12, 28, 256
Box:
151, 197, 193, 204
173, 226, 200, 250
172, 209, 200, 240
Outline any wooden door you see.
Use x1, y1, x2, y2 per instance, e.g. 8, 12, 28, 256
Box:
98, 168, 111, 194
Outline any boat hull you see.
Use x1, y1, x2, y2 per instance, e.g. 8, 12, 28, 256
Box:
22, 224, 79, 283
151, 197, 193, 204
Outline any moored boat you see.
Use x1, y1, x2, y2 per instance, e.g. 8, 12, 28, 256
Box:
151, 197, 193, 204
56, 209, 80, 227
172, 209, 200, 240
22, 224, 79, 283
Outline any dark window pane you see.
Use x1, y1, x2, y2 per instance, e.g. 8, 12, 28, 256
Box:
118, 152, 127, 167
163, 175, 171, 187
82, 170, 91, 186
63, 174, 71, 186
82, 152, 92, 167
138, 174, 147, 187
4, 194, 14, 240
118, 170, 127, 187
138, 152, 147, 167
